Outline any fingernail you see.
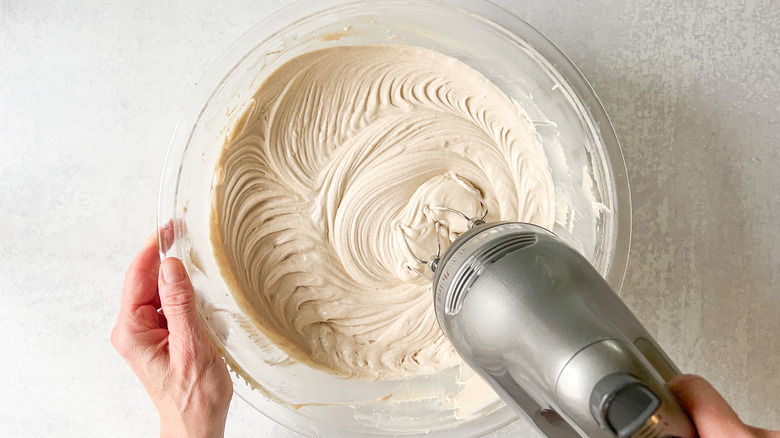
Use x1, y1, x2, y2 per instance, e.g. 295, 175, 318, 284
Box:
162, 258, 185, 284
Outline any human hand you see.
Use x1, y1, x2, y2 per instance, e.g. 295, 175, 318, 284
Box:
669, 374, 780, 438
111, 231, 233, 438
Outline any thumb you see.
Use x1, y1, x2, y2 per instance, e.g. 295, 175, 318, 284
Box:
158, 258, 205, 351
668, 374, 749, 437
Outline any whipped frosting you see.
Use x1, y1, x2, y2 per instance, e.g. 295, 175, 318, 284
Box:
212, 45, 554, 380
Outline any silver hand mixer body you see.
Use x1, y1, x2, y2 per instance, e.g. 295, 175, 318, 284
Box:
430, 222, 697, 438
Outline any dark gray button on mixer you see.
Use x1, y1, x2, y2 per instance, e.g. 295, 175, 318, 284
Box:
590, 373, 661, 437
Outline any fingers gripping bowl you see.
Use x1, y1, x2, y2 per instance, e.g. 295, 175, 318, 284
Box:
157, 0, 631, 436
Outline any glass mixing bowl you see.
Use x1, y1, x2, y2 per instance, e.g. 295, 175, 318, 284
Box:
157, 0, 631, 436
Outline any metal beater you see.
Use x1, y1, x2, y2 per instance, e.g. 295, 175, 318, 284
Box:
398, 173, 697, 438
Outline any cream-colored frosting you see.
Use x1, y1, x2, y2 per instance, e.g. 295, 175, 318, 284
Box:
212, 45, 554, 380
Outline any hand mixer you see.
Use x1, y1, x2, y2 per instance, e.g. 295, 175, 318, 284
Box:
399, 173, 697, 438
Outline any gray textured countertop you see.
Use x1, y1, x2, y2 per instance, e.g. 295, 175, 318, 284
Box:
1, 0, 777, 436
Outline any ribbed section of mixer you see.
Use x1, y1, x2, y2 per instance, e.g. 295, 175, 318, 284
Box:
445, 233, 538, 315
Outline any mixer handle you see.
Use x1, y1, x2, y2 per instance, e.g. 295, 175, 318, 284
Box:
633, 337, 680, 382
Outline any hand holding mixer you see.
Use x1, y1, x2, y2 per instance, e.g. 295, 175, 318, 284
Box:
398, 173, 697, 438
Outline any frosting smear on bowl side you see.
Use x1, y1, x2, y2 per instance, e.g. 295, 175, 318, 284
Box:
212, 45, 554, 380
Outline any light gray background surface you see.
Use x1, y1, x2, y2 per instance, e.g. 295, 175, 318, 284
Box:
1, 0, 777, 436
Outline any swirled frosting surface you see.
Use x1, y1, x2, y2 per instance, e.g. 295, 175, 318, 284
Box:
212, 45, 554, 380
